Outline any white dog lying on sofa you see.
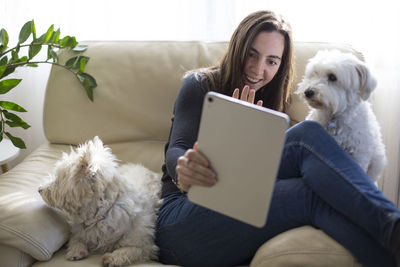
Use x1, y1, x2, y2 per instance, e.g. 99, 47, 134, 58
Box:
39, 137, 162, 266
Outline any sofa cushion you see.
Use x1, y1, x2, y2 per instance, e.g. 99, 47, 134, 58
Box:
32, 248, 178, 267
0, 144, 70, 261
250, 226, 362, 267
0, 244, 35, 267
43, 41, 228, 146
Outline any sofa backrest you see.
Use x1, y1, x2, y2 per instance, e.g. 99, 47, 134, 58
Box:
43, 41, 363, 171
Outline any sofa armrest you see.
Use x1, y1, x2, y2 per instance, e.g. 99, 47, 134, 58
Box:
250, 226, 362, 267
0, 144, 70, 261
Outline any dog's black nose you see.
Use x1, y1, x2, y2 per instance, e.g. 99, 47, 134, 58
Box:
304, 89, 314, 98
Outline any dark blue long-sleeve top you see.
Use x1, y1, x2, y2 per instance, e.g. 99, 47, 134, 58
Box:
161, 73, 209, 197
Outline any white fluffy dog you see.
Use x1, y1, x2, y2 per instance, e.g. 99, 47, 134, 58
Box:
39, 136, 162, 266
297, 50, 386, 182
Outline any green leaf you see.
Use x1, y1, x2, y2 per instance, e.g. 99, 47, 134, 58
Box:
51, 28, 60, 43
77, 73, 96, 101
0, 66, 15, 79
5, 120, 30, 129
65, 56, 78, 68
0, 56, 7, 66
0, 79, 22, 94
79, 57, 87, 72
66, 56, 89, 69
0, 28, 9, 53
27, 63, 38, 67
0, 65, 5, 78
11, 50, 19, 62
0, 56, 8, 78
59, 36, 77, 49
3, 110, 30, 129
44, 24, 54, 43
0, 132, 3, 143
0, 101, 27, 112
5, 132, 26, 149
31, 20, 36, 40
28, 43, 42, 59
47, 46, 58, 63
83, 78, 93, 101
77, 72, 97, 88
19, 56, 28, 62
36, 33, 46, 43
19, 21, 32, 44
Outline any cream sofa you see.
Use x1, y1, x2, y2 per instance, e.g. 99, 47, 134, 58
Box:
0, 41, 364, 267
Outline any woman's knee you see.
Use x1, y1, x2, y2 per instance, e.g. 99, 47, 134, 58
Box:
285, 120, 326, 143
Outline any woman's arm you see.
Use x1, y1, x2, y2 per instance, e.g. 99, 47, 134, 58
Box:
166, 77, 261, 192
165, 74, 205, 177
165, 74, 216, 192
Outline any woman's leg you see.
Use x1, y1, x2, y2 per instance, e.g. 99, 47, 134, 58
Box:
156, 178, 395, 266
278, 120, 400, 251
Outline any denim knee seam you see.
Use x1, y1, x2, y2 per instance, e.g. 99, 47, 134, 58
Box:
285, 140, 394, 246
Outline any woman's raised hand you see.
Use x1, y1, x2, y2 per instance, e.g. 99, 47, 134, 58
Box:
176, 142, 217, 193
232, 85, 263, 106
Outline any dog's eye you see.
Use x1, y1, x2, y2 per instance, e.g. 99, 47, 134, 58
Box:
328, 73, 337, 82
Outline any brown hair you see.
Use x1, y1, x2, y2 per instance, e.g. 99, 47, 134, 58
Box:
192, 10, 293, 112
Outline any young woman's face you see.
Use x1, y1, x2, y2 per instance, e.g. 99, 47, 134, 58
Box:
243, 31, 285, 91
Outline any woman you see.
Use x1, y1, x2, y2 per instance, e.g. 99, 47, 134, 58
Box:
156, 10, 400, 267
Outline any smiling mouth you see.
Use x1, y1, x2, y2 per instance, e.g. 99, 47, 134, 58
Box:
244, 74, 263, 85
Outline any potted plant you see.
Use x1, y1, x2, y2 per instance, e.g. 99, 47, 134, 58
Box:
0, 20, 97, 148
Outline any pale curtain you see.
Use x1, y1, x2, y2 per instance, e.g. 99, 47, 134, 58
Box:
1, 0, 399, 204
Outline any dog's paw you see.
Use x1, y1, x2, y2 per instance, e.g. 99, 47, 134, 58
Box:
102, 246, 155, 266
102, 252, 124, 267
66, 246, 89, 261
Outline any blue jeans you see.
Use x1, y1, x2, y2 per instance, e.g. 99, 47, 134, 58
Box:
156, 121, 399, 267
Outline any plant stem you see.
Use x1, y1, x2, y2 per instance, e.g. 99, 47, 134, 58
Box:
1, 43, 64, 57
0, 109, 4, 135
7, 60, 76, 75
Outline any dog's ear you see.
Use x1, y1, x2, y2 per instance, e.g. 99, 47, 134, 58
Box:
93, 136, 104, 148
356, 62, 377, 101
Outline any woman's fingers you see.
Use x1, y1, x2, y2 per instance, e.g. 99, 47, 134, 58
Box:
248, 88, 256, 104
177, 153, 216, 181
177, 161, 216, 186
232, 88, 240, 99
232, 86, 259, 105
240, 85, 249, 101
176, 148, 217, 192
185, 149, 209, 167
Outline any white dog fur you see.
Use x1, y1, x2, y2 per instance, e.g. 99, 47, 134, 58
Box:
39, 136, 162, 266
297, 50, 386, 182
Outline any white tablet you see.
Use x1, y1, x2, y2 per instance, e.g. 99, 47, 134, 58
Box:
188, 92, 290, 227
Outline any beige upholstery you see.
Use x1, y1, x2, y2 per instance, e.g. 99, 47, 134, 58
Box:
250, 226, 362, 267
0, 41, 363, 267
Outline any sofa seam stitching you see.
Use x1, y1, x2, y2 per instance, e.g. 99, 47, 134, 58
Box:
0, 223, 51, 259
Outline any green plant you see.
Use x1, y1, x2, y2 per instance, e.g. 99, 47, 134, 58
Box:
0, 20, 97, 149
